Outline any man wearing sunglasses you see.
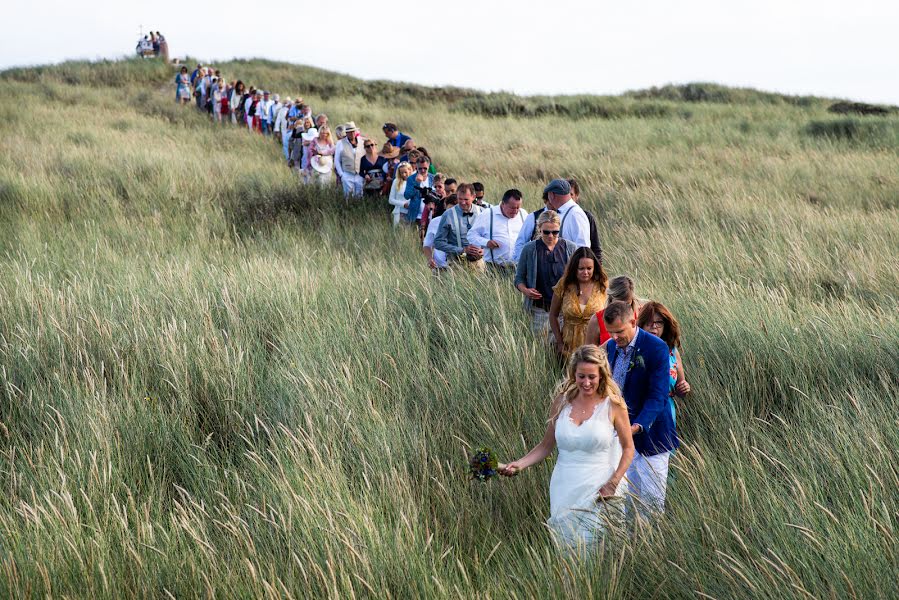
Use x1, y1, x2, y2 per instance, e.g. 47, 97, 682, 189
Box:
334, 121, 366, 197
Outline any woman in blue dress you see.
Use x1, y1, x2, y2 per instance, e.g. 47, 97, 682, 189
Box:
175, 66, 191, 105
637, 301, 691, 425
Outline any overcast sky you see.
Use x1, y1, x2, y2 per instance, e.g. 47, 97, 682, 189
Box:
4, 0, 898, 104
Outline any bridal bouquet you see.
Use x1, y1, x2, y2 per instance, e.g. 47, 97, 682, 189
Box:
468, 447, 498, 482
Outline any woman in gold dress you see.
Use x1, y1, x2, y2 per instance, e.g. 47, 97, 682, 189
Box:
548, 247, 608, 358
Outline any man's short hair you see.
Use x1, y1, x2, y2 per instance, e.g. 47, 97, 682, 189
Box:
502, 189, 523, 203
415, 154, 431, 165
382, 122, 398, 132
444, 178, 457, 187
472, 182, 485, 193
456, 183, 475, 196
603, 300, 635, 325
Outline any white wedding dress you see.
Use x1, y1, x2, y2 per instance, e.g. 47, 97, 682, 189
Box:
547, 398, 628, 550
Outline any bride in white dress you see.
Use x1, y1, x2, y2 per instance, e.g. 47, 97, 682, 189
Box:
500, 345, 635, 550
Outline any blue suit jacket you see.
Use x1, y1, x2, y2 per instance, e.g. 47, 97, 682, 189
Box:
605, 328, 679, 456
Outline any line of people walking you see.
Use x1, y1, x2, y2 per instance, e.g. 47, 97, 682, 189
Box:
174, 65, 693, 552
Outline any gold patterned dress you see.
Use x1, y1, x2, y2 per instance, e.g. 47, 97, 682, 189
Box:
553, 282, 607, 357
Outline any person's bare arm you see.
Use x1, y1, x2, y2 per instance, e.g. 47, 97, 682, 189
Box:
598, 401, 635, 498
548, 292, 564, 354
499, 420, 557, 476
674, 348, 691, 396
585, 313, 600, 346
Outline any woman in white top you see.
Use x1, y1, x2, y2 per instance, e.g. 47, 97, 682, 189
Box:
308, 127, 335, 186
500, 345, 634, 551
388, 162, 413, 226
229, 81, 245, 125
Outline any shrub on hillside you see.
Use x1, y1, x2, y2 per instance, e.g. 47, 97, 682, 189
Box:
451, 94, 673, 120
827, 101, 894, 116
1, 57, 173, 88
804, 117, 899, 149
627, 82, 825, 107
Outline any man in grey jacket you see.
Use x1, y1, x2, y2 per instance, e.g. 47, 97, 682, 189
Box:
434, 183, 484, 268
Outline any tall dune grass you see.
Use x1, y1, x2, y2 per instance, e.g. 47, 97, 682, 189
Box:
0, 60, 897, 598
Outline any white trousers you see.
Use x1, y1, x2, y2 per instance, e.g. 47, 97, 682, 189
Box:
626, 451, 670, 520
341, 174, 364, 197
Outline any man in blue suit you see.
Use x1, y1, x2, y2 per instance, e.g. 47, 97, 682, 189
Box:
603, 300, 679, 519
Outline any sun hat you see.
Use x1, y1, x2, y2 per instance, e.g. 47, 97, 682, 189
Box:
311, 155, 333, 174
283, 96, 292, 104
543, 178, 571, 196
343, 121, 358, 133
301, 127, 319, 142
379, 143, 400, 159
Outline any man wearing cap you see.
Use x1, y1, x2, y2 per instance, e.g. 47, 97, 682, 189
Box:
434, 183, 485, 269
383, 123, 411, 149
334, 122, 365, 197
467, 188, 528, 274
543, 178, 590, 249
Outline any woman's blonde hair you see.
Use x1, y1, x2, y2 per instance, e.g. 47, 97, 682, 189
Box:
548, 344, 625, 422
396, 161, 412, 182
537, 210, 561, 228
318, 126, 332, 142
606, 275, 637, 312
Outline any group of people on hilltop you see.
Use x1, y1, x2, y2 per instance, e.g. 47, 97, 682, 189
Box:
174, 67, 694, 552
136, 31, 168, 62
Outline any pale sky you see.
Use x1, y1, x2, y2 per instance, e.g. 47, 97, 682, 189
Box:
4, 0, 898, 104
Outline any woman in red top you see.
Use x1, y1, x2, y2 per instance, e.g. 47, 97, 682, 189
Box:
585, 275, 643, 345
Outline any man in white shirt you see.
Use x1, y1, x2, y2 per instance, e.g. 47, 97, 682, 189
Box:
334, 121, 365, 197
544, 178, 589, 249
468, 189, 528, 273
274, 97, 292, 160
269, 94, 282, 139
259, 91, 274, 135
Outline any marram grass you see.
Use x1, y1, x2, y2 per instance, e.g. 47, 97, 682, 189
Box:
0, 58, 897, 598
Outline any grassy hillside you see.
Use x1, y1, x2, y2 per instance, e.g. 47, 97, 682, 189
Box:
0, 57, 897, 598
